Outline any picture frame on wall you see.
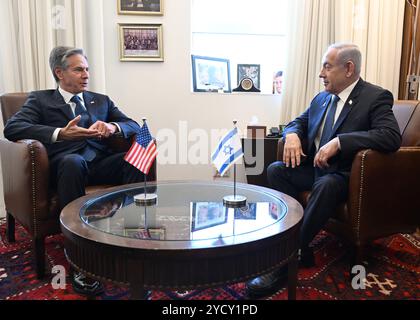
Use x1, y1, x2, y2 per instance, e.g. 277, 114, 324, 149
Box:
118, 0, 163, 15
119, 23, 163, 62
237, 64, 261, 90
191, 55, 231, 93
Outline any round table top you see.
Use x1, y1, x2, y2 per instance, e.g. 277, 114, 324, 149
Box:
61, 180, 304, 251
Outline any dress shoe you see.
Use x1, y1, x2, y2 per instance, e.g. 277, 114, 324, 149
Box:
245, 266, 288, 299
299, 247, 315, 268
71, 272, 104, 297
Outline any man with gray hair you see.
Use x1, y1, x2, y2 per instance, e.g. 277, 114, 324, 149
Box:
246, 43, 401, 298
4, 46, 146, 296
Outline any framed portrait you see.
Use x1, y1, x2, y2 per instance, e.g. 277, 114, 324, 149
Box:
191, 55, 231, 93
237, 64, 261, 90
118, 0, 163, 15
234, 203, 257, 220
191, 202, 228, 232
124, 227, 165, 240
272, 70, 284, 94
119, 23, 163, 62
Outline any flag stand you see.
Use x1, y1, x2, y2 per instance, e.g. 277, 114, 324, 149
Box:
132, 118, 157, 206
134, 175, 157, 206
222, 120, 247, 208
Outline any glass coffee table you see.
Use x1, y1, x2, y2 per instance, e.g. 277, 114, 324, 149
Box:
60, 181, 303, 299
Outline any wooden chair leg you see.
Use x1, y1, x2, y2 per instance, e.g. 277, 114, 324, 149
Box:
6, 212, 15, 243
33, 238, 46, 279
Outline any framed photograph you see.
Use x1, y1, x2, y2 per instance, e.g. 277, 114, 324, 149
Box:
191, 202, 228, 232
191, 55, 231, 93
237, 64, 261, 89
272, 70, 283, 94
119, 23, 163, 62
234, 203, 257, 220
118, 0, 163, 15
124, 227, 165, 240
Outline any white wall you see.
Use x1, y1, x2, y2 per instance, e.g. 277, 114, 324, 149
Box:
102, 0, 282, 182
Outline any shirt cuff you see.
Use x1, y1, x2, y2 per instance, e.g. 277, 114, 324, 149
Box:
51, 128, 61, 143
110, 122, 121, 134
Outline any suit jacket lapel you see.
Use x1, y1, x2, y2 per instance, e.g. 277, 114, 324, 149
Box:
307, 95, 332, 155
83, 92, 98, 123
51, 89, 74, 120
332, 79, 364, 134
314, 95, 332, 135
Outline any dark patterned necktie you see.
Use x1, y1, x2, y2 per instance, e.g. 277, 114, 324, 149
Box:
319, 95, 339, 148
70, 95, 90, 128
70, 95, 96, 161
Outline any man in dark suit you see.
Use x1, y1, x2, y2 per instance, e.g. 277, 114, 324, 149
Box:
246, 43, 402, 299
4, 46, 145, 296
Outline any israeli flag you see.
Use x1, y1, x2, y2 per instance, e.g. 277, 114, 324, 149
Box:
212, 127, 244, 176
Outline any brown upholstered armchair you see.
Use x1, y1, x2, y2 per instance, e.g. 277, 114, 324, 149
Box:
275, 100, 420, 262
0, 92, 157, 278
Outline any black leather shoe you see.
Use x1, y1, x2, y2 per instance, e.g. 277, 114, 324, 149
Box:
299, 248, 315, 268
245, 266, 288, 299
71, 272, 104, 297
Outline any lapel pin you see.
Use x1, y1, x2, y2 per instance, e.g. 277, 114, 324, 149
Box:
91, 101, 95, 104
349, 100, 353, 105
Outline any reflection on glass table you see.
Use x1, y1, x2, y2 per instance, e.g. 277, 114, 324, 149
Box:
80, 183, 288, 243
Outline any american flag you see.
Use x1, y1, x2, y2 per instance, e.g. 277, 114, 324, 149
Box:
124, 122, 157, 174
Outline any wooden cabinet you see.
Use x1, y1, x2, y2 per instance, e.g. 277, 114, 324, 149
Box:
242, 137, 280, 188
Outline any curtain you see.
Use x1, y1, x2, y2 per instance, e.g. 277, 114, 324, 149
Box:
280, 0, 405, 123
0, 0, 106, 95
398, 0, 419, 100
280, 0, 335, 123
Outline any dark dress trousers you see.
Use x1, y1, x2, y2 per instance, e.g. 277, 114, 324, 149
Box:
4, 89, 145, 209
267, 79, 402, 248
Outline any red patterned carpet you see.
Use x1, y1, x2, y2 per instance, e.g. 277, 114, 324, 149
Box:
0, 218, 418, 300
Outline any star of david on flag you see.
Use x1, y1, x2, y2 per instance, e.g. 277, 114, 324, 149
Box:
211, 127, 244, 176
124, 121, 157, 174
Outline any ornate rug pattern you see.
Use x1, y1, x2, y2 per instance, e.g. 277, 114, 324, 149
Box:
0, 218, 418, 300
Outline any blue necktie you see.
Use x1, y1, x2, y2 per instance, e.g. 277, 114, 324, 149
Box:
70, 95, 96, 161
319, 95, 339, 148
70, 95, 90, 128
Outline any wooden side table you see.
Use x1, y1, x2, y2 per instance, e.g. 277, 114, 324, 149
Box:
242, 137, 280, 188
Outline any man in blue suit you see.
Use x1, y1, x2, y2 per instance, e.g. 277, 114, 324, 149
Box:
246, 43, 402, 298
4, 46, 144, 209
4, 46, 145, 295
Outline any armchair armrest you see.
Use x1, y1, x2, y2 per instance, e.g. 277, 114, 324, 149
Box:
347, 147, 420, 242
0, 139, 50, 226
